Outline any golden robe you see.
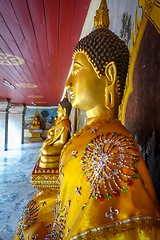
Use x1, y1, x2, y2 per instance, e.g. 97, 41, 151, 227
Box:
44, 116, 71, 145
15, 118, 160, 240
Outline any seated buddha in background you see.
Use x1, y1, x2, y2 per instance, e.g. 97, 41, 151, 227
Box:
15, 0, 160, 239
39, 102, 71, 169
29, 110, 43, 140
30, 116, 41, 129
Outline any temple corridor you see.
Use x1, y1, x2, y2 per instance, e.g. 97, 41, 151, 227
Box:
0, 142, 42, 240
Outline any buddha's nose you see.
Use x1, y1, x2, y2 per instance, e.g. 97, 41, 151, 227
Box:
65, 74, 72, 91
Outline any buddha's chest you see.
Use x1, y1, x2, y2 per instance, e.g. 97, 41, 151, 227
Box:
54, 122, 63, 137
60, 123, 140, 202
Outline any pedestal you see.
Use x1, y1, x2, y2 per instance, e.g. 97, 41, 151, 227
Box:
31, 158, 60, 192
29, 129, 43, 141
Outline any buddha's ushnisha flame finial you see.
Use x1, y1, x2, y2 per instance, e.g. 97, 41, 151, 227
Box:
64, 90, 68, 99
94, 0, 110, 29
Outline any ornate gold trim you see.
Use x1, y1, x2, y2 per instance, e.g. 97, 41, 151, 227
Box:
119, 0, 151, 124
31, 173, 59, 191
119, 0, 160, 124
70, 216, 160, 240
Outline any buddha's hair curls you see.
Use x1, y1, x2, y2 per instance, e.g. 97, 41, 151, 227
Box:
73, 28, 129, 103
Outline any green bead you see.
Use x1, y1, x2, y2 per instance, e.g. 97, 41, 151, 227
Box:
92, 194, 98, 200
105, 193, 112, 200
121, 187, 128, 194
100, 133, 105, 136
133, 173, 139, 179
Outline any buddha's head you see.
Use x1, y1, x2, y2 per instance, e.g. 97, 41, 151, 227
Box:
65, 1, 129, 120
57, 104, 67, 119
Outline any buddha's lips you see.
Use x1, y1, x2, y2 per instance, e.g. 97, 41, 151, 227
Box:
70, 91, 74, 99
41, 153, 60, 157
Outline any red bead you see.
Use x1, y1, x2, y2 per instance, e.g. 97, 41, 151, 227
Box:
98, 195, 105, 201
127, 179, 133, 186
113, 191, 120, 197
137, 157, 140, 162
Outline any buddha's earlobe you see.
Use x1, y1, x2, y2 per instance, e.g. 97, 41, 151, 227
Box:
64, 108, 67, 117
104, 61, 117, 109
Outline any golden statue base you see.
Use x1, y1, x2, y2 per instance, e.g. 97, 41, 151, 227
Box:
31, 159, 59, 192
39, 155, 60, 168
29, 129, 43, 141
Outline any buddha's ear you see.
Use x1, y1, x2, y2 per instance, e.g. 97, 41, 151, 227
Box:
63, 107, 67, 116
104, 61, 117, 109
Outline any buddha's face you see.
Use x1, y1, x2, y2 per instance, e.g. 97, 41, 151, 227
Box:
57, 104, 64, 118
65, 53, 105, 112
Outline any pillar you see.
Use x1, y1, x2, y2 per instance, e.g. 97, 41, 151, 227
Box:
8, 104, 26, 149
0, 99, 10, 151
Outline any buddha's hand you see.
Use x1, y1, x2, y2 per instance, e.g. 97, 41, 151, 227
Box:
41, 144, 63, 156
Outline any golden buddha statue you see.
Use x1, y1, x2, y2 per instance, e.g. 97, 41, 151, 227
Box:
15, 1, 160, 239
31, 95, 71, 192
30, 110, 42, 130
39, 103, 71, 169
30, 116, 41, 129
29, 110, 43, 140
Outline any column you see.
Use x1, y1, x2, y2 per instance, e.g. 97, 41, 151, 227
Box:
8, 104, 26, 149
0, 99, 10, 151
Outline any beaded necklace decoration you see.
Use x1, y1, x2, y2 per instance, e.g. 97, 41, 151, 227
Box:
81, 131, 140, 201
61, 118, 120, 157
45, 192, 68, 240
16, 199, 39, 240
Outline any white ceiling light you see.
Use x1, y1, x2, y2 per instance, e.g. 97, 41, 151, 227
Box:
3, 79, 16, 90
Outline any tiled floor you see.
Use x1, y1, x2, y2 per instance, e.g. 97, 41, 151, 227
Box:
0, 142, 42, 240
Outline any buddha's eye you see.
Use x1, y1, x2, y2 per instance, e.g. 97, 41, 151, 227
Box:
72, 68, 81, 76
72, 62, 82, 76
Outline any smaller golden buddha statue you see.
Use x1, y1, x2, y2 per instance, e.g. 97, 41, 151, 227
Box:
30, 116, 41, 129
29, 110, 43, 140
31, 95, 71, 192
39, 104, 71, 169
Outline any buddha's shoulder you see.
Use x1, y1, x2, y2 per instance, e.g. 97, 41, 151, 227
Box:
61, 119, 135, 157
79, 119, 132, 139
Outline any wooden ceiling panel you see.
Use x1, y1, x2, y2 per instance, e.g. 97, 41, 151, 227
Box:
26, 0, 52, 97
0, 0, 92, 106
44, 0, 59, 93
56, 0, 76, 98
10, 0, 48, 87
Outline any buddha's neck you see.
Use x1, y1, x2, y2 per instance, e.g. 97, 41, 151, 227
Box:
86, 106, 119, 125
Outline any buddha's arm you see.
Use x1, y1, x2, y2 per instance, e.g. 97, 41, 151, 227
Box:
54, 127, 69, 146
41, 127, 69, 155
